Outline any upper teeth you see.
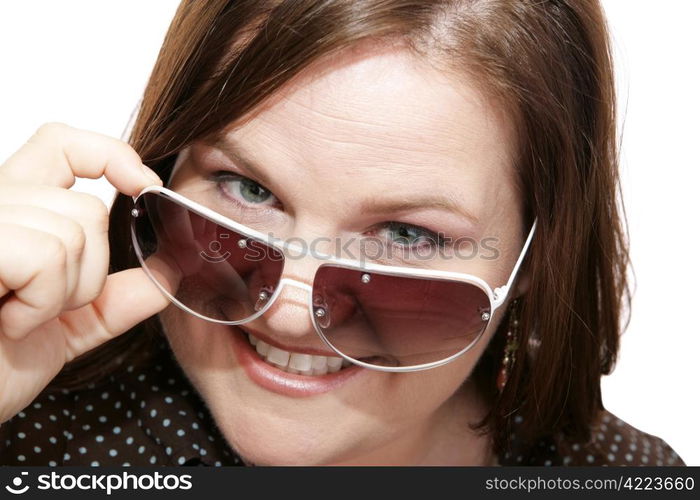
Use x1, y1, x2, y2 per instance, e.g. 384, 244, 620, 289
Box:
248, 334, 350, 375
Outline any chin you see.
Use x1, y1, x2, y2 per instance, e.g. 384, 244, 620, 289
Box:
188, 372, 382, 465
158, 306, 485, 466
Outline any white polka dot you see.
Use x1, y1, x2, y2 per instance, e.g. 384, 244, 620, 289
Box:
162, 419, 171, 427
126, 437, 134, 445
33, 402, 42, 409
625, 453, 633, 462
113, 426, 121, 435
101, 392, 109, 400
607, 453, 615, 462
614, 433, 622, 442
98, 416, 107, 423
96, 435, 104, 443
199, 448, 207, 456
82, 424, 91, 431
611, 444, 618, 452
114, 401, 122, 410
138, 446, 145, 454
123, 462, 131, 467
34, 446, 41, 453
572, 443, 580, 451
192, 423, 199, 430
79, 447, 87, 454
17, 432, 26, 439
49, 461, 57, 467
641, 455, 649, 464
18, 412, 26, 418
586, 455, 595, 463
544, 460, 551, 466
630, 443, 637, 451
150, 456, 157, 464
215, 461, 222, 467
63, 453, 70, 461
85, 405, 93, 412
150, 409, 157, 418
17, 455, 26, 462
109, 449, 118, 457
165, 397, 173, 404
91, 461, 100, 466
178, 456, 186, 465
49, 414, 57, 422
177, 430, 185, 437
49, 437, 57, 444
34, 422, 42, 430
166, 447, 172, 456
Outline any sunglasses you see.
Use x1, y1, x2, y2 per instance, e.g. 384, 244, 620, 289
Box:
130, 185, 536, 372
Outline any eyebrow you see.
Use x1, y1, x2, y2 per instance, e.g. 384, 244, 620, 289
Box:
211, 135, 480, 226
211, 135, 273, 185
359, 196, 480, 226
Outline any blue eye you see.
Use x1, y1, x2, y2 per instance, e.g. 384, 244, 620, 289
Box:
214, 172, 277, 207
379, 222, 444, 248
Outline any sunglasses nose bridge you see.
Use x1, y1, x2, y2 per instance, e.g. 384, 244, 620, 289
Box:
277, 277, 313, 293
250, 261, 320, 339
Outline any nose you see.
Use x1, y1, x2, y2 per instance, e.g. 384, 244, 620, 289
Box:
254, 251, 320, 340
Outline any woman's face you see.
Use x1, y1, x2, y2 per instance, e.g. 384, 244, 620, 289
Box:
160, 44, 524, 465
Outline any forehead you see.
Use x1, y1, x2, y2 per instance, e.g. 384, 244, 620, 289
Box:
211, 45, 518, 223
231, 46, 512, 160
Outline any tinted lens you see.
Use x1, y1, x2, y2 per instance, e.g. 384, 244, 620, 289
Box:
131, 192, 284, 322
312, 265, 491, 368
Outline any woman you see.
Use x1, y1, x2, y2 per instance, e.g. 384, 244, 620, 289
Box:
0, 0, 685, 466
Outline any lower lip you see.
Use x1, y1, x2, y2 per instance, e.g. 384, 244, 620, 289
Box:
229, 326, 367, 397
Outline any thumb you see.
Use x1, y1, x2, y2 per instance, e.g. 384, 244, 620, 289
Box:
59, 267, 172, 361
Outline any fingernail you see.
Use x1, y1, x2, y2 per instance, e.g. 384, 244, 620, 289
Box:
141, 164, 162, 185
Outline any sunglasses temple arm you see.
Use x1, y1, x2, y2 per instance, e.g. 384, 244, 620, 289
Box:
492, 219, 537, 309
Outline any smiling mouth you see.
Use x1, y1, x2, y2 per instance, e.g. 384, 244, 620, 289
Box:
245, 332, 354, 376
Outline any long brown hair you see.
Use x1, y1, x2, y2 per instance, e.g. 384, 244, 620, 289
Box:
52, 0, 630, 459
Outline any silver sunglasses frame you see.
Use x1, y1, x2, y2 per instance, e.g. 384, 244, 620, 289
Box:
130, 185, 537, 372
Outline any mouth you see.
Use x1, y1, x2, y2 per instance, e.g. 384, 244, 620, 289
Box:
246, 332, 352, 376
229, 326, 369, 397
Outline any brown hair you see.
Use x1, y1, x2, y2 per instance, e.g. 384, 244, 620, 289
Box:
52, 0, 630, 459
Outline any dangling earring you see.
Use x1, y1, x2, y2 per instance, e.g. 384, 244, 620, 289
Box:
497, 299, 520, 393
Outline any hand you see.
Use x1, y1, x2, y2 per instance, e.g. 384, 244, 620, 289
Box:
0, 122, 170, 423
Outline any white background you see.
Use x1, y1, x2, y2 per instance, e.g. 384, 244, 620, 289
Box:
0, 1, 698, 465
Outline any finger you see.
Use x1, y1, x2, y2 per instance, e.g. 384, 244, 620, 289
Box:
0, 122, 161, 196
57, 267, 173, 361
0, 186, 111, 310
0, 223, 67, 340
0, 205, 85, 305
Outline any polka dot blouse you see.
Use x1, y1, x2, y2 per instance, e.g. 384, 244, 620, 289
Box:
0, 339, 685, 466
